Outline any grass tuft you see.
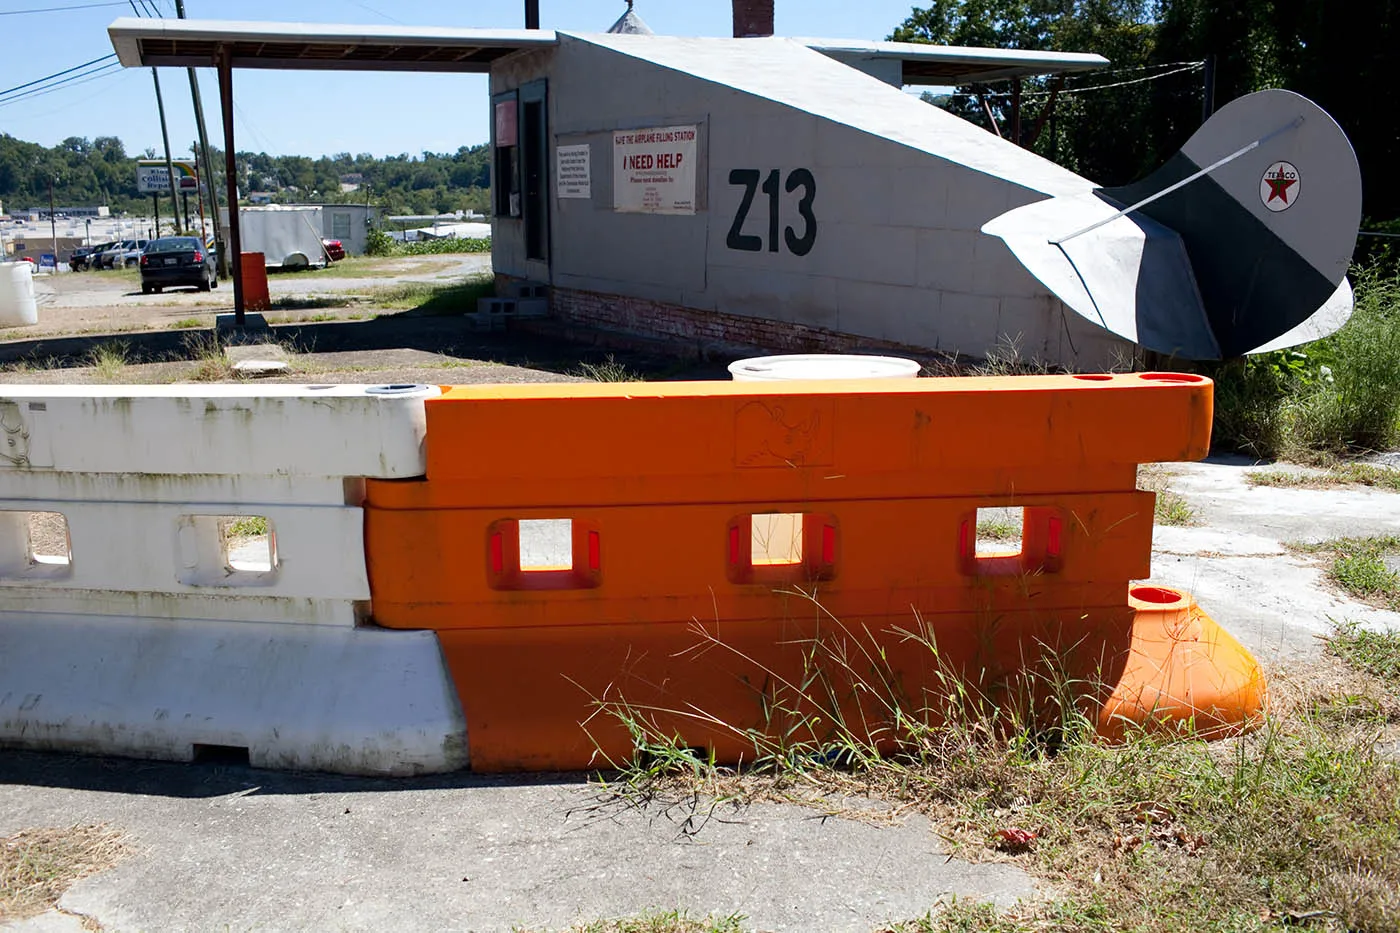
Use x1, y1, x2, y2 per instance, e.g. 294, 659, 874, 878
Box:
1246, 463, 1400, 491
519, 910, 748, 933
86, 340, 130, 382
181, 331, 232, 382
0, 825, 126, 922
169, 317, 205, 330
1292, 536, 1400, 609
1138, 465, 1196, 526
1326, 619, 1400, 686
574, 354, 643, 383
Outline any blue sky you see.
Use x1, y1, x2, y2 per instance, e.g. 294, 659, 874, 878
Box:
0, 0, 926, 158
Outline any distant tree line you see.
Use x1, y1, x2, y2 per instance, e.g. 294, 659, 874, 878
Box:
0, 133, 492, 217
893, 0, 1399, 227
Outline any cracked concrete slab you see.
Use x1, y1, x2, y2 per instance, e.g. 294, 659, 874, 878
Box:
1143, 456, 1400, 666
0, 758, 1033, 933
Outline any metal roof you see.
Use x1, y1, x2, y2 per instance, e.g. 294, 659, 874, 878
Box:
107, 18, 558, 72
109, 18, 1107, 82
799, 38, 1109, 84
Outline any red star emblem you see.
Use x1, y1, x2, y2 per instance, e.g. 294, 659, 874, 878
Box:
1265, 171, 1297, 205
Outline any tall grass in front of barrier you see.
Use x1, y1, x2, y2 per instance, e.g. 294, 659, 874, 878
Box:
1212, 265, 1400, 460
590, 594, 1400, 932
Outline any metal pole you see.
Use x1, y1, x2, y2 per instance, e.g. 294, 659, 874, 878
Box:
152, 69, 181, 235
525, 0, 539, 29
48, 176, 57, 266
217, 46, 244, 326
176, 0, 227, 278
152, 193, 160, 237
1011, 77, 1023, 148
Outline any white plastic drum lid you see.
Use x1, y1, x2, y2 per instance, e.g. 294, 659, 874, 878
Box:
728, 354, 921, 381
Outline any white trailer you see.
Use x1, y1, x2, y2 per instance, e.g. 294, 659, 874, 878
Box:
227, 206, 328, 270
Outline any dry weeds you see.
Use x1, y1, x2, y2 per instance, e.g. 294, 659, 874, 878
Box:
0, 825, 127, 922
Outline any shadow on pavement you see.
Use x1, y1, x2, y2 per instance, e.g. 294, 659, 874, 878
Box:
0, 315, 733, 381
0, 747, 597, 800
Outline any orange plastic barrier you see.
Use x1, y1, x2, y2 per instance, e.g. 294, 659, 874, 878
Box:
363, 373, 1264, 771
239, 251, 270, 311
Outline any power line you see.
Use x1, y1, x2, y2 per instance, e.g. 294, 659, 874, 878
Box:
0, 60, 123, 106
0, 54, 116, 99
0, 1, 128, 15
0, 62, 125, 108
949, 61, 1205, 100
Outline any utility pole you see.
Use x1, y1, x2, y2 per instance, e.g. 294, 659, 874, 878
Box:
176, 0, 227, 277
152, 69, 181, 235
48, 175, 57, 267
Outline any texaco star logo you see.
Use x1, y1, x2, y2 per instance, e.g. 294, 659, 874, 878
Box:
1261, 161, 1300, 212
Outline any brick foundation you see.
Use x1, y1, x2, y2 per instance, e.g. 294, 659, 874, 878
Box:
496, 274, 949, 363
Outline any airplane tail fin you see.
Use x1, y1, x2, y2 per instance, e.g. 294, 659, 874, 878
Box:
983, 89, 1362, 359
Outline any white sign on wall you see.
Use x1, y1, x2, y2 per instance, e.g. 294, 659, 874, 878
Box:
613, 125, 697, 215
556, 144, 591, 199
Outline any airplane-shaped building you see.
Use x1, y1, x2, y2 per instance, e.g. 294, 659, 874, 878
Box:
109, 11, 1361, 367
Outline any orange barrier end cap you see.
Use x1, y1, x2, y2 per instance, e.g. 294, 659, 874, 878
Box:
1099, 585, 1267, 740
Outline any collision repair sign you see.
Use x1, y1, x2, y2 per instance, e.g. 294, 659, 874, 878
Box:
613, 125, 697, 215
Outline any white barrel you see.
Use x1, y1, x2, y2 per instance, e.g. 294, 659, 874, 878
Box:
729, 353, 921, 381
0, 262, 38, 327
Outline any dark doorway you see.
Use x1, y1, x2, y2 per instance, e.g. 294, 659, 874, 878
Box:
522, 93, 548, 262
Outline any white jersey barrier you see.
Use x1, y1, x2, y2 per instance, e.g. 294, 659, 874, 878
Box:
0, 384, 469, 775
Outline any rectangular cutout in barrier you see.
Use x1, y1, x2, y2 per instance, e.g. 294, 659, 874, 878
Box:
177, 515, 281, 587
487, 518, 602, 590
751, 512, 802, 566
519, 519, 573, 571
959, 506, 1065, 577
974, 507, 1024, 558
0, 510, 72, 580
727, 513, 837, 585
220, 516, 277, 573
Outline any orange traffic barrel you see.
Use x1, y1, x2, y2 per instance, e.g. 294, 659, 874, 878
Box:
240, 252, 270, 312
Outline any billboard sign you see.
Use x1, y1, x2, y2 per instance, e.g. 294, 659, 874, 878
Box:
137, 159, 199, 194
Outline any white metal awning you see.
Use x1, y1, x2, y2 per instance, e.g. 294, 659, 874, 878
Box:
108, 18, 559, 72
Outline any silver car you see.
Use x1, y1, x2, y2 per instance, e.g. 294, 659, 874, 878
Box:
98, 239, 148, 269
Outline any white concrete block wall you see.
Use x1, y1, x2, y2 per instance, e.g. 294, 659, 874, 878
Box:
0, 383, 471, 775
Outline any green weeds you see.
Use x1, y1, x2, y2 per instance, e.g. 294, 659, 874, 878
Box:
573, 354, 643, 383
1247, 463, 1400, 491
1292, 535, 1400, 609
589, 594, 1400, 933
1210, 265, 1400, 459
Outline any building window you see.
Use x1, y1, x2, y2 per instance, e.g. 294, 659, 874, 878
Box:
331, 212, 351, 240
494, 96, 521, 218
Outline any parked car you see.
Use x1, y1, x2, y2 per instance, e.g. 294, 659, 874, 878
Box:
80, 242, 116, 269
117, 240, 149, 267
68, 246, 96, 271
322, 238, 345, 262
139, 237, 217, 293
97, 239, 147, 269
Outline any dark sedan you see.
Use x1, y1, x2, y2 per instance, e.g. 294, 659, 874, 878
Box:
140, 237, 217, 293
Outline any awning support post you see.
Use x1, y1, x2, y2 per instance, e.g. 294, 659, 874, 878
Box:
216, 45, 244, 326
